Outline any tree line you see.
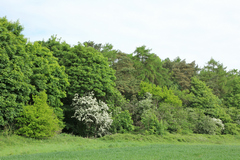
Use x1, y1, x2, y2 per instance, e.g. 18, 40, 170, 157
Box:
1, 17, 240, 138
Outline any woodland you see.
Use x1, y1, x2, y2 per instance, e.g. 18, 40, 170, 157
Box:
1, 17, 240, 139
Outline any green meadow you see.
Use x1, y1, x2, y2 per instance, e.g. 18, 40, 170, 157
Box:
1, 133, 240, 160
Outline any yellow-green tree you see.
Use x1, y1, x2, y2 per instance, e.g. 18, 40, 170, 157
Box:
139, 81, 182, 107
16, 91, 61, 138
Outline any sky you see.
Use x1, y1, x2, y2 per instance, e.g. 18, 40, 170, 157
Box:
1, 0, 240, 70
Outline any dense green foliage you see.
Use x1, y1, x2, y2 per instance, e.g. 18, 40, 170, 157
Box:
25, 42, 69, 108
112, 52, 140, 100
131, 46, 171, 87
198, 58, 230, 98
189, 77, 221, 110
1, 17, 240, 138
40, 37, 116, 102
224, 77, 240, 109
111, 109, 134, 133
139, 81, 182, 107
0, 18, 68, 132
0, 17, 33, 129
16, 91, 61, 138
141, 109, 165, 135
163, 57, 198, 90
39, 37, 122, 135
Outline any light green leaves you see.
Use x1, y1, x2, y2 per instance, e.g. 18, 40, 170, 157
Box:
190, 77, 220, 110
139, 81, 182, 107
16, 91, 61, 138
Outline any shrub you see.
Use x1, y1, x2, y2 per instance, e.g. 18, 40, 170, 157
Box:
72, 92, 112, 137
141, 109, 165, 135
158, 103, 189, 134
111, 109, 134, 133
137, 92, 154, 116
126, 92, 154, 125
16, 91, 61, 138
223, 123, 240, 135
196, 116, 224, 135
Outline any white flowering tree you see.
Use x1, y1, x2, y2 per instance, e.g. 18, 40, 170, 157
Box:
72, 92, 112, 137
197, 116, 224, 135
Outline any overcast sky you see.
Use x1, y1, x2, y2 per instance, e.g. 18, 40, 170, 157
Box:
1, 0, 240, 70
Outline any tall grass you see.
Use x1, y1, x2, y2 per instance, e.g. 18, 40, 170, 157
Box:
101, 133, 240, 144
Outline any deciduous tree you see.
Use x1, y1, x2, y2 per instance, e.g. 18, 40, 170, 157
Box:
0, 17, 33, 129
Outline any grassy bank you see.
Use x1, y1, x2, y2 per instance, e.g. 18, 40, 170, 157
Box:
1, 133, 240, 159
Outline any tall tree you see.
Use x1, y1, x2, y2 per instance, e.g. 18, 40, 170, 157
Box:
41, 37, 116, 103
41, 37, 118, 134
224, 76, 240, 109
131, 45, 171, 87
112, 52, 140, 100
189, 77, 222, 118
163, 57, 199, 90
68, 44, 116, 100
100, 43, 118, 66
199, 58, 230, 98
0, 17, 33, 128
83, 40, 102, 52
172, 60, 196, 90
26, 42, 69, 108
0, 18, 69, 130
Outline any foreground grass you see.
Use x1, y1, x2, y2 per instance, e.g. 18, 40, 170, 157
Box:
1, 133, 240, 159
2, 144, 240, 160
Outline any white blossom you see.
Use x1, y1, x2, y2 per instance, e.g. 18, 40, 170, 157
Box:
212, 117, 224, 130
72, 92, 112, 137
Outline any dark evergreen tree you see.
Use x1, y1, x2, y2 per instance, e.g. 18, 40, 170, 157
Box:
113, 52, 140, 100
163, 57, 199, 90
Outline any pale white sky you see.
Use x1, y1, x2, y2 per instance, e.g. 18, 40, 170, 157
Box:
1, 0, 240, 70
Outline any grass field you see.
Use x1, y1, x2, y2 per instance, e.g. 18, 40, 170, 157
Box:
1, 133, 240, 160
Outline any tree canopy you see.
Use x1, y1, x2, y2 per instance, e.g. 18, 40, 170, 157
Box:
131, 46, 171, 87
2, 17, 240, 136
0, 17, 68, 130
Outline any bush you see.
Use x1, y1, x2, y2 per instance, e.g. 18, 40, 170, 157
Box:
16, 91, 61, 138
158, 103, 189, 134
196, 116, 224, 135
141, 109, 165, 135
223, 123, 240, 135
72, 92, 112, 137
111, 109, 134, 133
137, 92, 154, 116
